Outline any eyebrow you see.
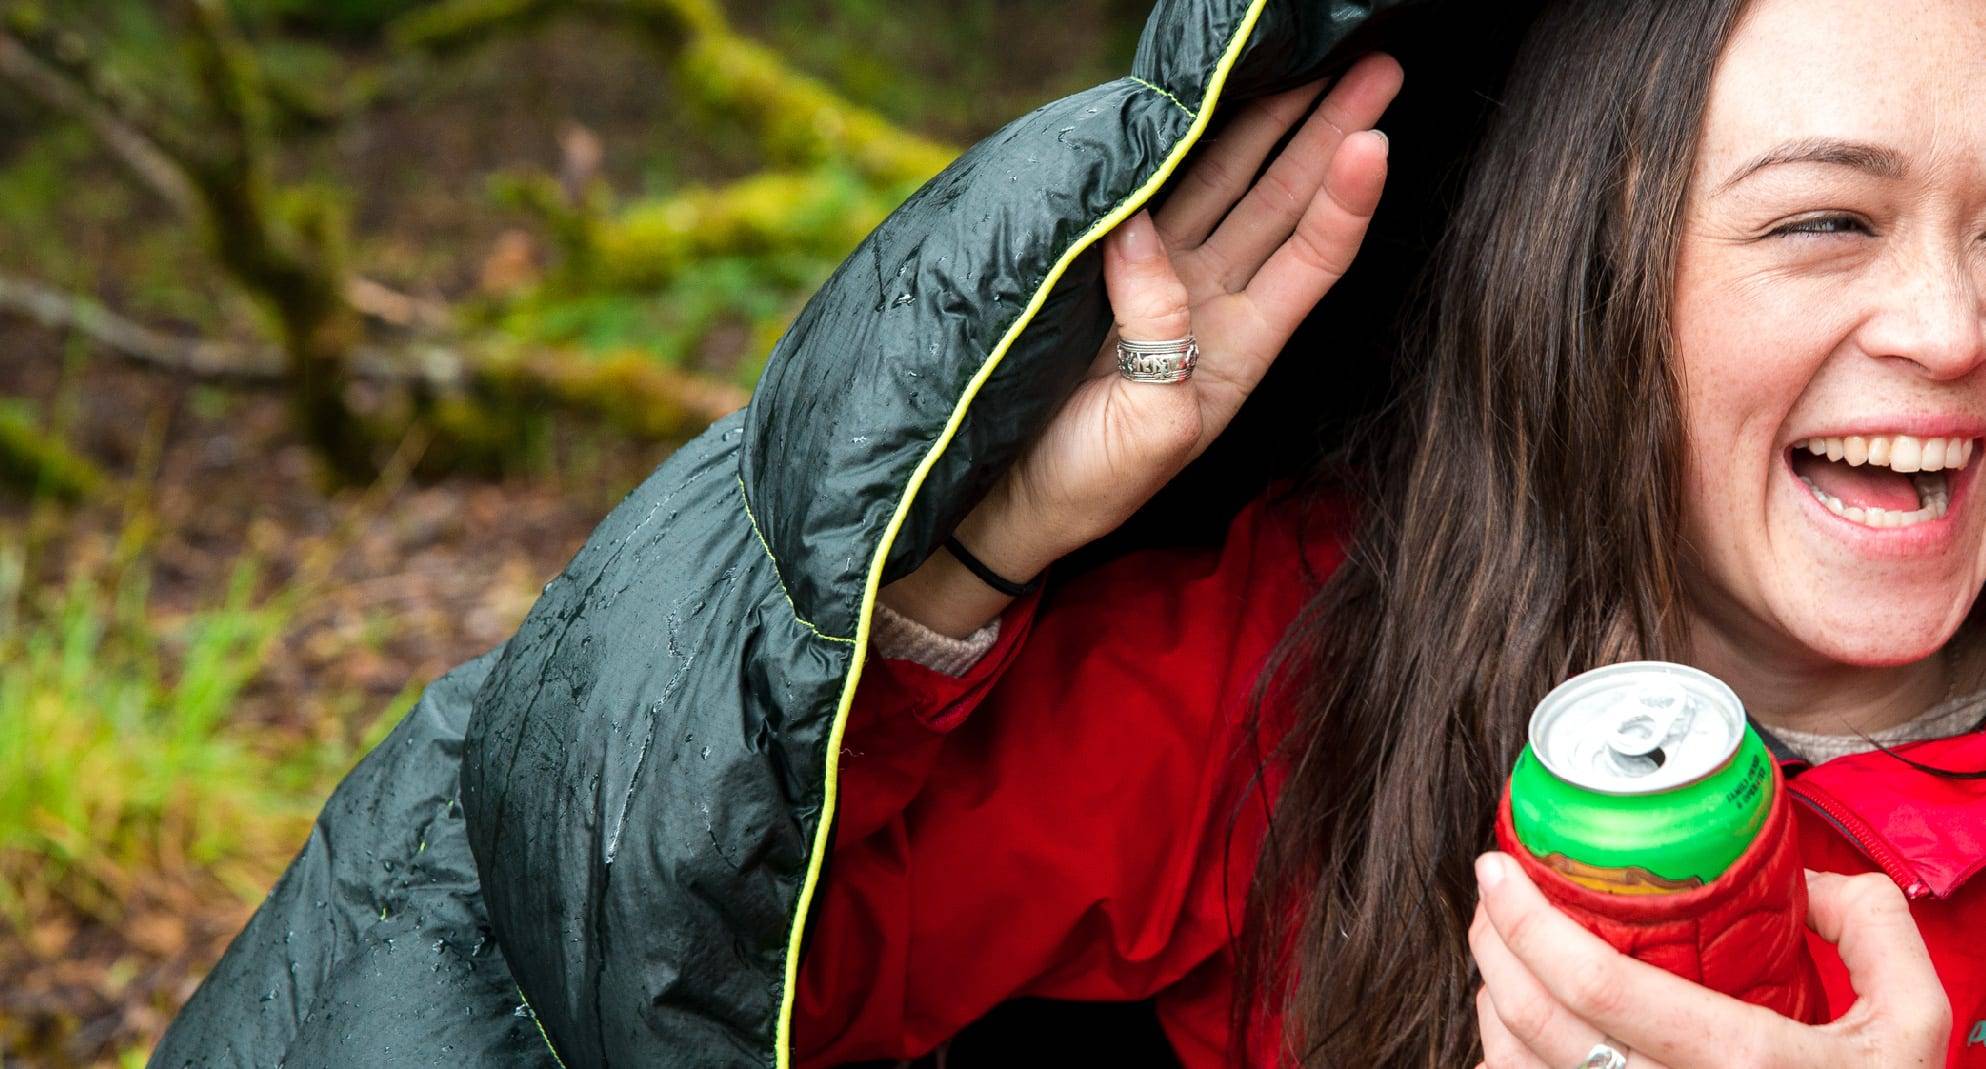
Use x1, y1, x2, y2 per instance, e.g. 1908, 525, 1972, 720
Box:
1714, 137, 1908, 195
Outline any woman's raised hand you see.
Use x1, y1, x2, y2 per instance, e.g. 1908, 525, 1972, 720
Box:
1469, 853, 1951, 1069
882, 54, 1403, 637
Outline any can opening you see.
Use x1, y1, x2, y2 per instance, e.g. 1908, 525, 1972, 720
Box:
1608, 745, 1668, 778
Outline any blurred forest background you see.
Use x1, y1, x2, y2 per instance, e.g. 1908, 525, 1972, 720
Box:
0, 0, 1147, 1063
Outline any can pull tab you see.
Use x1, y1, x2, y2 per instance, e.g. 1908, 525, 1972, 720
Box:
1604, 679, 1694, 771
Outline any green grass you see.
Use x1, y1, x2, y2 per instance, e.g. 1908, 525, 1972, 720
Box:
0, 544, 402, 926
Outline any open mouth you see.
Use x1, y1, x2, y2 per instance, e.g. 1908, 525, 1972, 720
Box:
1790, 435, 1973, 529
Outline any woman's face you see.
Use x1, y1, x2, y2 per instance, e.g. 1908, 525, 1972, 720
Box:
1673, 0, 1986, 670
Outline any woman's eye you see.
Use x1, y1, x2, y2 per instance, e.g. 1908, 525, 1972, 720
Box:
1767, 214, 1869, 238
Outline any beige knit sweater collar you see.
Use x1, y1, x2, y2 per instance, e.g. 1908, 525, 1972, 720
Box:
1766, 689, 1986, 765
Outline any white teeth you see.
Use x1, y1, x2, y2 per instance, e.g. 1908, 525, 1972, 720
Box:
1890, 436, 1923, 472
1800, 435, 1973, 472
1798, 472, 1950, 528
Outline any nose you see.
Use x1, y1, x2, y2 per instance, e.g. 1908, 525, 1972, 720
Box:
1855, 242, 1986, 380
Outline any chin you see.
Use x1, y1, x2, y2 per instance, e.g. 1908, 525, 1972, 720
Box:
1776, 588, 1975, 668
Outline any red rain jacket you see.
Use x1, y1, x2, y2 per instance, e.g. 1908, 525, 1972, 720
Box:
792, 486, 1986, 1068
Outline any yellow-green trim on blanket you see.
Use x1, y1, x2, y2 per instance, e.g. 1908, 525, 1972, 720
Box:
739, 474, 859, 645
517, 987, 570, 1069
772, 3, 1274, 1063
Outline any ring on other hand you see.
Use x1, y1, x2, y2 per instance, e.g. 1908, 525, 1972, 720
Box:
1579, 1039, 1629, 1069
1115, 334, 1198, 384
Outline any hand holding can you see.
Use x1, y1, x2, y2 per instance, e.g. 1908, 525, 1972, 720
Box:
1493, 661, 1827, 1022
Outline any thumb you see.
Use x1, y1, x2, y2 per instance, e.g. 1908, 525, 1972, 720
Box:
1805, 870, 1948, 1032
1103, 210, 1193, 347
1096, 210, 1203, 462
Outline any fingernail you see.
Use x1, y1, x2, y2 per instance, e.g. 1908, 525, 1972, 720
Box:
1369, 128, 1388, 145
1475, 852, 1508, 889
1118, 211, 1157, 261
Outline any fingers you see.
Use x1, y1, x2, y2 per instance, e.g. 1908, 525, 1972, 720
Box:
1474, 852, 1812, 1068
1191, 51, 1401, 287
1242, 127, 1387, 339
1153, 76, 1328, 248
1805, 871, 1950, 1043
1476, 986, 1554, 1069
1470, 903, 1617, 1068
1103, 210, 1193, 344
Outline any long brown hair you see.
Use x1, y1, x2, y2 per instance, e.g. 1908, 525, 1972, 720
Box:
1234, 0, 1752, 1063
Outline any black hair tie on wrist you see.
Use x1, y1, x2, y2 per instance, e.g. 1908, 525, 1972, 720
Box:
943, 535, 1041, 598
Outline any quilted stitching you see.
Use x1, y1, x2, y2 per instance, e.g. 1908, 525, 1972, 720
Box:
1494, 762, 1829, 1023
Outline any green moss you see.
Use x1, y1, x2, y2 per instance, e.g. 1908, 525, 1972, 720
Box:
674, 30, 954, 187
589, 168, 892, 290
483, 161, 892, 380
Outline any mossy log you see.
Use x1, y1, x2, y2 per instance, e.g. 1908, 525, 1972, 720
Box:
409, 349, 749, 471
0, 268, 743, 458
674, 28, 953, 187
498, 167, 905, 293
395, 0, 957, 187
486, 350, 747, 439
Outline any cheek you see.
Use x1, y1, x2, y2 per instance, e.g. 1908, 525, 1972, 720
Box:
1673, 283, 1825, 524
1670, 256, 1852, 601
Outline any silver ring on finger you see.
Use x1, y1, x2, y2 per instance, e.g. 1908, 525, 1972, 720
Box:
1578, 1039, 1629, 1069
1115, 334, 1198, 384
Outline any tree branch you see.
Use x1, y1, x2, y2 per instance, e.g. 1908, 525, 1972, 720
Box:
0, 272, 744, 436
0, 31, 197, 216
0, 272, 273, 378
0, 14, 447, 339
343, 277, 454, 334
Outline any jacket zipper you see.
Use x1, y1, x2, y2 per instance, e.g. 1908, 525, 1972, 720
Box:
1788, 784, 1933, 899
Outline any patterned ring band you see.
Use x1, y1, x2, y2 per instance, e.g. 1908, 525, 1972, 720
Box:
1579, 1040, 1629, 1069
1115, 334, 1198, 384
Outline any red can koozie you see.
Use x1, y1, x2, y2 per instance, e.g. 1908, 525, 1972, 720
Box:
1494, 759, 1827, 1023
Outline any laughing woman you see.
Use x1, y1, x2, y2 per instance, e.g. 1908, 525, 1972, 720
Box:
155, 0, 1986, 1067
796, 0, 1986, 1066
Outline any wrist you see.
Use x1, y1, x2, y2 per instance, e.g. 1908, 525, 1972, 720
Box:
943, 535, 1039, 597
876, 548, 1014, 640
952, 474, 1086, 583
874, 479, 1068, 640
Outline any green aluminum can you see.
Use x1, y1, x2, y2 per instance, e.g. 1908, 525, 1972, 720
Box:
1508, 661, 1773, 894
